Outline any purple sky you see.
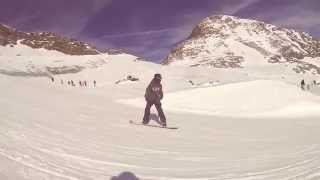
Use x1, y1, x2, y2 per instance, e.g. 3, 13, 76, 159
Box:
1, 0, 319, 61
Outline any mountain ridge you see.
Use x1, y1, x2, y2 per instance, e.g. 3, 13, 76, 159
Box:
163, 15, 320, 74
0, 23, 136, 56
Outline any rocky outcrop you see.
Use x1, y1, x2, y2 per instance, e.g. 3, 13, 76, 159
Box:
0, 24, 98, 55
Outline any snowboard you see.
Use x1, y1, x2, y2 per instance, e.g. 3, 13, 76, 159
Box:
129, 120, 178, 130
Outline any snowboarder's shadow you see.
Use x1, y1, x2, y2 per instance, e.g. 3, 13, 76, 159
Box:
110, 171, 139, 180
150, 113, 162, 125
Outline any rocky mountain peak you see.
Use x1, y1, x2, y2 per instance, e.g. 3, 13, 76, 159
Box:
163, 15, 320, 74
189, 15, 243, 39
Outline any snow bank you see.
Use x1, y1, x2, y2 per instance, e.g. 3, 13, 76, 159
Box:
0, 42, 138, 76
119, 80, 320, 118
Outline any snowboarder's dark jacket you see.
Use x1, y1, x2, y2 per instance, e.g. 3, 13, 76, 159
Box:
145, 78, 163, 103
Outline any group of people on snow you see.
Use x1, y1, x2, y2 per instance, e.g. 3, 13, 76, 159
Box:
300, 79, 318, 91
50, 77, 97, 88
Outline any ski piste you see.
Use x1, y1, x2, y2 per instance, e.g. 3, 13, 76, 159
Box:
129, 120, 178, 130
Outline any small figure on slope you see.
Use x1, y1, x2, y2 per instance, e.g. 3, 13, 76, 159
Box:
300, 79, 305, 90
142, 74, 167, 127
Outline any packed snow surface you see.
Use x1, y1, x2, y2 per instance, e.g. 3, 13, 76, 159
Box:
0, 42, 111, 76
1, 50, 320, 179
120, 80, 320, 118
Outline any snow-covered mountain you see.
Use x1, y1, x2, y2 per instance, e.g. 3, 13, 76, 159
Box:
0, 24, 99, 55
0, 24, 138, 76
163, 15, 320, 74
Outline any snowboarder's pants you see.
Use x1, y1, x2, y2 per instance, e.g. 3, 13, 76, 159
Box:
143, 101, 166, 125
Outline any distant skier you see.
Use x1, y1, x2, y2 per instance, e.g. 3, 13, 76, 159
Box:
93, 80, 96, 87
127, 75, 139, 81
142, 74, 167, 127
300, 79, 305, 90
51, 77, 54, 83
188, 80, 195, 86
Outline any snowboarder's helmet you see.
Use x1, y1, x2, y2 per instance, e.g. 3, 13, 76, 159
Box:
154, 73, 162, 80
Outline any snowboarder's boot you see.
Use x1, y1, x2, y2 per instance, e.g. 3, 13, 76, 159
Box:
160, 122, 167, 127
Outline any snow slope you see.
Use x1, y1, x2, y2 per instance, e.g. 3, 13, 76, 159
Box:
1, 54, 320, 179
0, 42, 123, 76
120, 80, 320, 118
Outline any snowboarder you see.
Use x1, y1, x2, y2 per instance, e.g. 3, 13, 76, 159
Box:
142, 74, 167, 127
301, 79, 305, 90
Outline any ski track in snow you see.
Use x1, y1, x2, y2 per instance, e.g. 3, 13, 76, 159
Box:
1, 55, 320, 179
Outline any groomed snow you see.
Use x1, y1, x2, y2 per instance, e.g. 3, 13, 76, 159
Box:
1, 50, 320, 179
119, 80, 320, 118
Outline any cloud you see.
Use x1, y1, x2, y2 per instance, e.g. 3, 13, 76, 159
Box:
272, 11, 320, 30
91, 0, 113, 12
94, 26, 191, 61
222, 0, 262, 15
0, 0, 113, 35
234, 0, 320, 38
100, 28, 182, 39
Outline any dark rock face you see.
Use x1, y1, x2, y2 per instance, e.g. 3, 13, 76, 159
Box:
45, 66, 85, 75
0, 24, 19, 46
104, 48, 132, 55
